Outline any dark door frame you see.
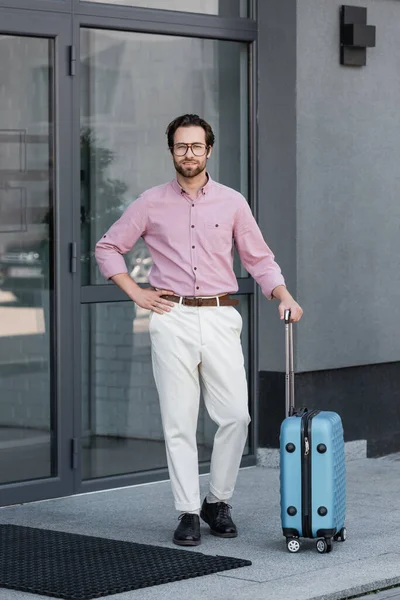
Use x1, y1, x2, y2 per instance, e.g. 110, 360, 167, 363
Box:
0, 8, 75, 507
70, 7, 258, 496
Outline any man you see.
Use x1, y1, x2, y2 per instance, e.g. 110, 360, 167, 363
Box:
95, 114, 303, 546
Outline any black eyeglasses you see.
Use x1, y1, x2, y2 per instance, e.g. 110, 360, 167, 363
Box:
172, 143, 208, 157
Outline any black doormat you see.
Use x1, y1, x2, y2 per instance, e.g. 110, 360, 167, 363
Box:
0, 524, 252, 600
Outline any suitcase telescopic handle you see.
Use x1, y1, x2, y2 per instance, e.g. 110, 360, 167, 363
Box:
284, 310, 295, 417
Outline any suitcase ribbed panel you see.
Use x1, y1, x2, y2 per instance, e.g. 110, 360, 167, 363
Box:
280, 417, 303, 537
311, 412, 346, 538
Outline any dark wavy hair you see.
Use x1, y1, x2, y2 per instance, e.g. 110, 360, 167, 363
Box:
166, 114, 215, 149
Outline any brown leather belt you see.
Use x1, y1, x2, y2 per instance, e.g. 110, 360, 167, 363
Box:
161, 293, 239, 307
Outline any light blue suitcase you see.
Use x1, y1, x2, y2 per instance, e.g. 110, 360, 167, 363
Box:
280, 311, 346, 554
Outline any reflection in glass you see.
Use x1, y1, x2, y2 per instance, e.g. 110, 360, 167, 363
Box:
80, 29, 249, 285
81, 296, 249, 480
0, 36, 54, 484
81, 0, 249, 18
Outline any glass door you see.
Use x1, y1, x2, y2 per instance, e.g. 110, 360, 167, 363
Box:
0, 3, 257, 505
77, 25, 254, 493
0, 11, 74, 506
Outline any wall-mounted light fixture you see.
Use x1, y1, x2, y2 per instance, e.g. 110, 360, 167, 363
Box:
340, 5, 376, 66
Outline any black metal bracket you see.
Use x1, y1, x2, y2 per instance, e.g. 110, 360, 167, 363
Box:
340, 6, 376, 66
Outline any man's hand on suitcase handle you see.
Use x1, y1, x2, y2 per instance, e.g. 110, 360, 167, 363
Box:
272, 285, 303, 323
280, 300, 303, 323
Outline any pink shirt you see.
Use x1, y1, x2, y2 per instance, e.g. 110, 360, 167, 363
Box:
95, 175, 285, 299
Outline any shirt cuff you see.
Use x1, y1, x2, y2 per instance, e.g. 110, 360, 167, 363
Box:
97, 256, 128, 280
263, 277, 286, 300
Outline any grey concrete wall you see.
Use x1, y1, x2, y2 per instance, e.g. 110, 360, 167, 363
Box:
258, 0, 400, 375
297, 0, 400, 372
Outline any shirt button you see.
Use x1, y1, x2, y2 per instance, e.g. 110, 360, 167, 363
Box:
194, 267, 197, 270
196, 286, 199, 290
192, 245, 195, 249
191, 225, 195, 228
192, 204, 194, 207
215, 224, 219, 227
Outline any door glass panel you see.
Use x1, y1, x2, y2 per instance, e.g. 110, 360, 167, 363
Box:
81, 0, 249, 18
0, 36, 55, 484
81, 296, 249, 480
80, 29, 249, 286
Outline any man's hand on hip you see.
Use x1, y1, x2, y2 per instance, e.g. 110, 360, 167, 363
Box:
132, 288, 176, 314
110, 273, 175, 314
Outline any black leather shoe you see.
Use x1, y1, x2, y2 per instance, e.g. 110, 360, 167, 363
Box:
200, 498, 238, 538
173, 513, 201, 546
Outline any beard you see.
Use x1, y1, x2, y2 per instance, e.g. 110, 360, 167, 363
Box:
174, 158, 206, 178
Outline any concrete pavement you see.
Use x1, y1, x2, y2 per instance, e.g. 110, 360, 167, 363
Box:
0, 454, 399, 600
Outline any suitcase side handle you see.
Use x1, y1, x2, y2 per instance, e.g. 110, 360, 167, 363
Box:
284, 310, 295, 417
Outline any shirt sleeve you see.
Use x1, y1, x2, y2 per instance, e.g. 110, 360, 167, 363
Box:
233, 199, 285, 299
95, 196, 148, 280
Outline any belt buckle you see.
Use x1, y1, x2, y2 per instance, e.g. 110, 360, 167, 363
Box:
197, 298, 203, 307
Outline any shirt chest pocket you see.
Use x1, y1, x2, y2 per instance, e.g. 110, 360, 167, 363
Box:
204, 220, 233, 253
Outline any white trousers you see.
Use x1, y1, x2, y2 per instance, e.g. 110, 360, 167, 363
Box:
149, 302, 251, 512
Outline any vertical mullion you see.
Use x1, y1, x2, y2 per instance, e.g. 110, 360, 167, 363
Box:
56, 17, 76, 496
71, 13, 83, 492
49, 36, 58, 477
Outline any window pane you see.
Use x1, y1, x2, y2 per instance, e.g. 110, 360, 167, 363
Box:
80, 29, 249, 285
0, 36, 55, 484
81, 0, 249, 18
81, 296, 250, 480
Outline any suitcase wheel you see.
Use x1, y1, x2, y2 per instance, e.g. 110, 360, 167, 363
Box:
334, 527, 347, 542
316, 538, 333, 554
286, 537, 301, 553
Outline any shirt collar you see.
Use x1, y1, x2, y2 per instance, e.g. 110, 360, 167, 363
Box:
171, 173, 213, 197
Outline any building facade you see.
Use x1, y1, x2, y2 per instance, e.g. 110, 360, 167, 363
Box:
0, 0, 399, 507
